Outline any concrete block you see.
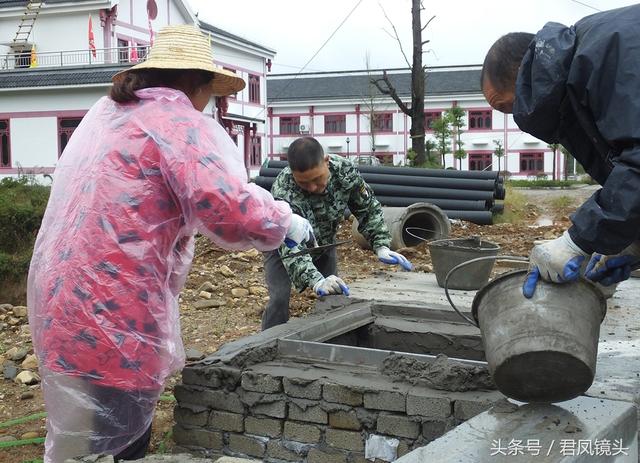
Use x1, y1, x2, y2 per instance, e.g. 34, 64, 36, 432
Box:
323, 383, 363, 406
453, 399, 492, 421
227, 434, 266, 458
172, 424, 222, 449
325, 428, 365, 452
307, 448, 348, 463
289, 400, 328, 424
208, 410, 244, 433
283, 421, 322, 443
421, 419, 449, 442
174, 406, 210, 427
396, 396, 638, 462
364, 390, 406, 412
266, 440, 307, 461
398, 440, 411, 457
355, 408, 378, 430
328, 410, 362, 431
215, 458, 262, 463
251, 400, 287, 419
181, 367, 221, 388
244, 416, 283, 438
175, 385, 245, 414
406, 392, 451, 419
283, 377, 322, 400
377, 414, 420, 439
241, 371, 282, 394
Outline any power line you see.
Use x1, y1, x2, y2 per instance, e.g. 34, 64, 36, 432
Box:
568, 0, 601, 12
254, 0, 365, 119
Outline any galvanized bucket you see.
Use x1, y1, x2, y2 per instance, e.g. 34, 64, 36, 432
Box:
445, 257, 607, 403
429, 237, 500, 290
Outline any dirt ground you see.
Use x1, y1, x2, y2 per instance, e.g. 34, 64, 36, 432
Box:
0, 186, 597, 462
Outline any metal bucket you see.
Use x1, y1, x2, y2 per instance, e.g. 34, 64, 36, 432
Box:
429, 237, 500, 290
445, 258, 607, 403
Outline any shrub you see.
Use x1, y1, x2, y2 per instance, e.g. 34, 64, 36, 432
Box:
0, 176, 50, 286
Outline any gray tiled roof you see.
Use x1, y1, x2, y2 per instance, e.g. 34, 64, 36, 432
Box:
199, 20, 276, 55
267, 68, 482, 103
0, 0, 96, 7
0, 64, 128, 89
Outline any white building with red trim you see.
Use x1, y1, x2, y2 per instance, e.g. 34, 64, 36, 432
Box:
267, 68, 572, 179
0, 0, 274, 178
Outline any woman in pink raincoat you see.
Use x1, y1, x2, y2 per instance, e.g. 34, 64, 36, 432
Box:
27, 25, 313, 462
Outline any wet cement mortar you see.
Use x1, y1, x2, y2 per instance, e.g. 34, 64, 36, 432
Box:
381, 353, 496, 392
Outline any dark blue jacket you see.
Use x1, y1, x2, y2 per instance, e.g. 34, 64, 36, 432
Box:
513, 5, 640, 255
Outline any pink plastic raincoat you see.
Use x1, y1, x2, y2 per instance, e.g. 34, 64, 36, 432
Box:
27, 88, 291, 462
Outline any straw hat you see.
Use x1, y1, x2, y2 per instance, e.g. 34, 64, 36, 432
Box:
112, 24, 245, 97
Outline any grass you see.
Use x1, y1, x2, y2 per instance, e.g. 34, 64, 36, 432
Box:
507, 179, 584, 188
494, 186, 527, 224
549, 195, 575, 210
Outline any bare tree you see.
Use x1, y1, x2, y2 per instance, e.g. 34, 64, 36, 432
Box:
548, 143, 559, 180
371, 0, 435, 166
493, 139, 505, 175
360, 53, 384, 161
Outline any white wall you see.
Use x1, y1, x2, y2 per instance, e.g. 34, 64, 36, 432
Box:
10, 117, 58, 168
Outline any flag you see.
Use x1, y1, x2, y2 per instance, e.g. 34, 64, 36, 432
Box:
88, 15, 97, 58
29, 44, 37, 68
130, 46, 139, 62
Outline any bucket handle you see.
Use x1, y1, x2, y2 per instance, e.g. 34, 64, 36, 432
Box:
444, 255, 530, 328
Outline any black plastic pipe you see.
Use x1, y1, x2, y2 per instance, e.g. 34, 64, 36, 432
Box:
259, 167, 498, 192
266, 160, 502, 182
375, 196, 491, 211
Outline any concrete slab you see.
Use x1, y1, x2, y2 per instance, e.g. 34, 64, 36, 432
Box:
349, 272, 640, 410
395, 396, 638, 462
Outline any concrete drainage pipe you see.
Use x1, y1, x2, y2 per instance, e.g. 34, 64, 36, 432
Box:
351, 202, 451, 250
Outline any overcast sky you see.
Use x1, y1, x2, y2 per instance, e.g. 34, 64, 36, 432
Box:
187, 0, 638, 74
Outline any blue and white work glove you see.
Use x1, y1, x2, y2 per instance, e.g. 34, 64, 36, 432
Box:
313, 275, 350, 296
585, 241, 640, 286
522, 231, 589, 298
284, 214, 317, 248
375, 246, 413, 271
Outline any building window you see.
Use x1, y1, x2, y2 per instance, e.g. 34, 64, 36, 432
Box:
0, 120, 10, 167
279, 116, 300, 135
469, 152, 492, 171
250, 136, 262, 167
424, 111, 441, 131
224, 67, 237, 99
12, 47, 31, 69
136, 43, 148, 60
468, 110, 492, 130
59, 117, 82, 156
520, 152, 544, 174
372, 113, 393, 132
324, 115, 346, 134
248, 74, 260, 104
117, 38, 129, 63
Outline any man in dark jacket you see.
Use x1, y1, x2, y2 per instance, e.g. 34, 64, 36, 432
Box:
481, 4, 640, 297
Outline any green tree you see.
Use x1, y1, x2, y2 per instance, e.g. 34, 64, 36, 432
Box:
493, 138, 505, 175
446, 106, 466, 169
425, 138, 437, 165
431, 115, 451, 166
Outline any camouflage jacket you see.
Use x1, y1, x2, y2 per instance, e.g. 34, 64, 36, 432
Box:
271, 154, 391, 291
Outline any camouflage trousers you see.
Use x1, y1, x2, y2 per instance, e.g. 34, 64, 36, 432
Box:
262, 248, 337, 330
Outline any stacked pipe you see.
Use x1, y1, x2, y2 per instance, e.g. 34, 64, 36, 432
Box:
254, 160, 506, 225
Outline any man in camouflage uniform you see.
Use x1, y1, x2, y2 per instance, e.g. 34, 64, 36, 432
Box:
262, 137, 413, 330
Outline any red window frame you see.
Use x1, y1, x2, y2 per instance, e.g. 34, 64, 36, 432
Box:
372, 112, 393, 132
248, 74, 260, 104
224, 67, 237, 99
0, 119, 10, 168
520, 152, 544, 174
58, 117, 83, 157
424, 111, 441, 132
468, 152, 493, 171
468, 110, 492, 130
279, 116, 300, 135
250, 136, 262, 167
324, 114, 346, 134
